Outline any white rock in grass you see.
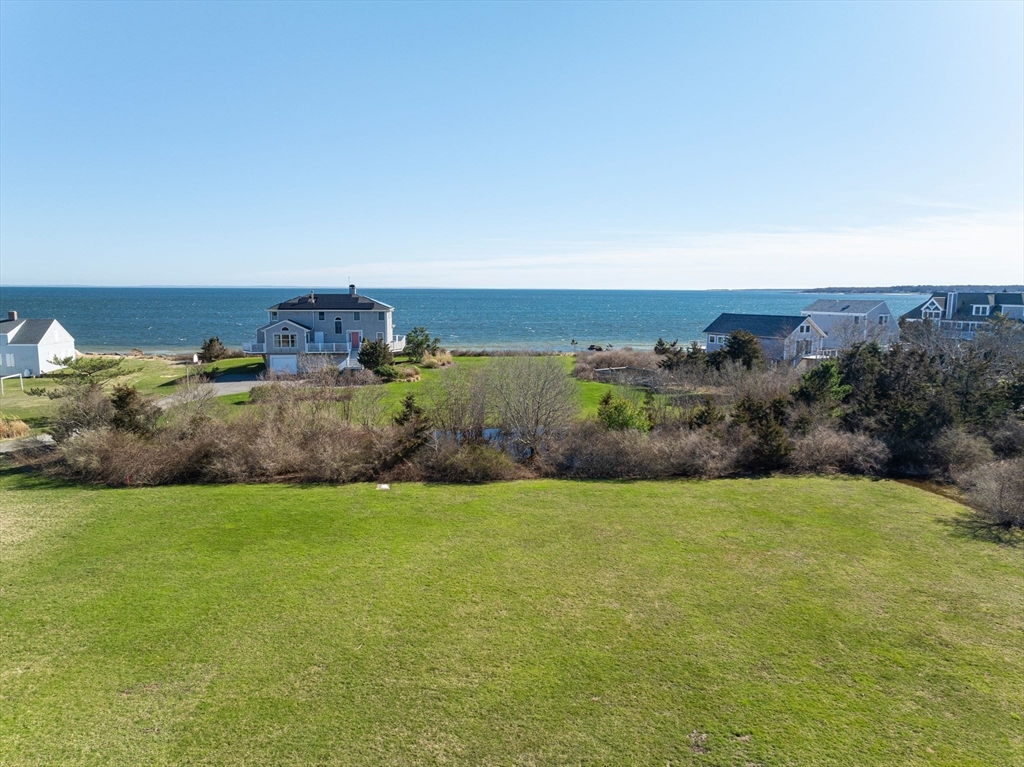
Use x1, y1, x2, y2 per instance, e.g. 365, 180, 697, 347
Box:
376, 484, 391, 491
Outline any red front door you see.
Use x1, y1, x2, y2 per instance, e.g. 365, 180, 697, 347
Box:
350, 331, 361, 349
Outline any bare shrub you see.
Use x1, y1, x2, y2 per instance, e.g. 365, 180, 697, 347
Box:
789, 426, 890, 475
0, 418, 30, 439
650, 428, 736, 478
422, 365, 488, 441
488, 357, 579, 459
352, 385, 390, 428
573, 350, 661, 381
299, 354, 341, 386
988, 415, 1024, 458
339, 368, 379, 387
932, 428, 994, 476
50, 384, 114, 442
415, 437, 531, 483
545, 422, 659, 479
730, 365, 801, 403
955, 458, 1024, 528
206, 404, 376, 483
58, 426, 219, 486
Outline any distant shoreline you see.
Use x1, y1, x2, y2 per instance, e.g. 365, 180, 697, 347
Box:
805, 285, 1024, 294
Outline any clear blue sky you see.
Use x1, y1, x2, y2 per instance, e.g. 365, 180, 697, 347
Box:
1, 1, 1021, 288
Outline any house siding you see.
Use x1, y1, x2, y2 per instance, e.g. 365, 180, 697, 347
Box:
0, 320, 76, 376
265, 309, 392, 347
802, 303, 898, 350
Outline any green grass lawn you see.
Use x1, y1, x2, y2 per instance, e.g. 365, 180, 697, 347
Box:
0, 357, 192, 430
1, 473, 1020, 766
379, 355, 616, 418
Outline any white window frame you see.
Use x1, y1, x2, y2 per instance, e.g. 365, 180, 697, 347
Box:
353, 312, 361, 321
973, 305, 990, 316
878, 315, 889, 325
378, 311, 386, 321
273, 333, 297, 349
335, 317, 343, 334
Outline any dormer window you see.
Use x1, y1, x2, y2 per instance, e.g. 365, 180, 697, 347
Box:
923, 309, 942, 320
972, 305, 990, 316
271, 311, 278, 319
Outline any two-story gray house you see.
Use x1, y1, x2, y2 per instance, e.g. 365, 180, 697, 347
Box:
801, 299, 898, 351
902, 291, 1024, 340
243, 285, 406, 374
703, 313, 826, 363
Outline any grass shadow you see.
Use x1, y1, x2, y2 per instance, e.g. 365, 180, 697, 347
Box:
938, 512, 1023, 548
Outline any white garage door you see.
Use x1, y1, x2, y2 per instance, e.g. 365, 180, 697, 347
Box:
267, 355, 297, 374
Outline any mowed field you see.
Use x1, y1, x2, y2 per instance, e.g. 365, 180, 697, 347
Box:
1, 472, 1021, 766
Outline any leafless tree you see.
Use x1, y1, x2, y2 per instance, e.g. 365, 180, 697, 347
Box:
826, 316, 896, 351
487, 357, 579, 459
352, 384, 390, 428
422, 364, 489, 441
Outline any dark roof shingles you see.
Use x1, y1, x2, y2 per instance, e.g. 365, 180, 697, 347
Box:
702, 313, 808, 338
0, 318, 58, 345
269, 293, 392, 312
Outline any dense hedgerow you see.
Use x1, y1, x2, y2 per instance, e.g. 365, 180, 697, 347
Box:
14, 319, 1024, 491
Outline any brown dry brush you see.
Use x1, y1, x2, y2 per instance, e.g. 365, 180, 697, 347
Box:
954, 457, 1024, 529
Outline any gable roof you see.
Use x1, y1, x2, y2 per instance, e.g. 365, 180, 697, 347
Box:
269, 291, 393, 312
802, 299, 889, 315
702, 313, 811, 338
903, 291, 1024, 321
0, 318, 59, 345
256, 319, 312, 333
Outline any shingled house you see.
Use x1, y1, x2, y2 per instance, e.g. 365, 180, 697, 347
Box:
902, 291, 1024, 340
703, 313, 825, 363
243, 285, 406, 374
0, 311, 76, 377
800, 299, 898, 350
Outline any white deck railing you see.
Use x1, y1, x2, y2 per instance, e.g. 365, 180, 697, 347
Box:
304, 342, 353, 353
390, 335, 406, 353
243, 341, 357, 355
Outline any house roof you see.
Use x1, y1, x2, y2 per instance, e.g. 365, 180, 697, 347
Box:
802, 299, 889, 315
0, 318, 59, 345
256, 319, 312, 333
902, 291, 1024, 321
268, 291, 393, 312
702, 313, 810, 338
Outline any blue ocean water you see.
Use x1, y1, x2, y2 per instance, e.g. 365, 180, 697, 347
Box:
0, 287, 928, 354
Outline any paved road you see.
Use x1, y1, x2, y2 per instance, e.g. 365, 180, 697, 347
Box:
0, 434, 54, 453
156, 375, 263, 408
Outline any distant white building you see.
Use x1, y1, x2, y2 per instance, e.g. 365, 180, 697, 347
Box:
0, 311, 76, 377
801, 299, 899, 351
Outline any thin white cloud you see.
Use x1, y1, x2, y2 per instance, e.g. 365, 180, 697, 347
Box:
254, 212, 1024, 289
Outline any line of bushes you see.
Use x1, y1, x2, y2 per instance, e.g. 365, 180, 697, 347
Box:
10, 331, 1024, 529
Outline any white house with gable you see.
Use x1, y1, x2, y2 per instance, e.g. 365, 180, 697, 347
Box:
0, 311, 77, 377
